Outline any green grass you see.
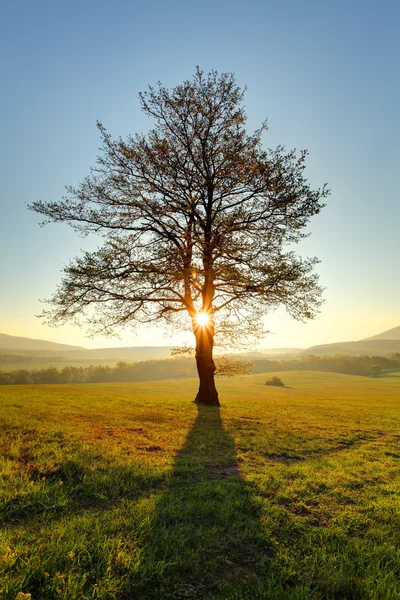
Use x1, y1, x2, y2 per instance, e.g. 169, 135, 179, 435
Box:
0, 371, 399, 599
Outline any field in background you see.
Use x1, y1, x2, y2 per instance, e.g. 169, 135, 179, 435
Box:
0, 372, 399, 599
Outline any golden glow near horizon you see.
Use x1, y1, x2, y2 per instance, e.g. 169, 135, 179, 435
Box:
195, 312, 210, 327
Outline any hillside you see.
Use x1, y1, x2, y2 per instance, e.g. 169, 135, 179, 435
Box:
303, 324, 400, 356
3, 324, 400, 364
0, 333, 84, 352
303, 338, 400, 356
0, 333, 301, 366
0, 333, 173, 362
57, 346, 173, 361
363, 325, 400, 341
256, 347, 303, 357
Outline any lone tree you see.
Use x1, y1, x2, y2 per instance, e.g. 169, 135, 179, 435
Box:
30, 68, 328, 406
370, 365, 381, 378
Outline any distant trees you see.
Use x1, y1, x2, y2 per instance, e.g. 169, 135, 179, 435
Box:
0, 359, 197, 385
370, 365, 381, 378
1, 354, 398, 386
265, 376, 284, 387
30, 68, 328, 406
251, 354, 400, 377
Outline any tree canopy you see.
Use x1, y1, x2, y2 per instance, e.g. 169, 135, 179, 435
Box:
30, 68, 329, 405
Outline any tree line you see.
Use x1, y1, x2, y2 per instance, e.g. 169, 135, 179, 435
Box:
1, 354, 399, 385
251, 354, 400, 377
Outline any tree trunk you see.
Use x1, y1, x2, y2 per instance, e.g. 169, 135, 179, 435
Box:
194, 327, 220, 406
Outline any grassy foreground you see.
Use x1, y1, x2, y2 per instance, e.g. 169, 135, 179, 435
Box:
0, 372, 399, 599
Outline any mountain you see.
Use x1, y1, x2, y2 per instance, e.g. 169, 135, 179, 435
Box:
0, 333, 173, 363
0, 333, 84, 352
2, 324, 399, 364
303, 339, 400, 356
363, 325, 400, 341
258, 347, 303, 356
303, 325, 400, 357
56, 346, 173, 361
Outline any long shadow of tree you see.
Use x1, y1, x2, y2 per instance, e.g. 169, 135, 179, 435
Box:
123, 405, 273, 599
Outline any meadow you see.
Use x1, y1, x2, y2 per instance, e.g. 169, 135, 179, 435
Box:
0, 372, 399, 599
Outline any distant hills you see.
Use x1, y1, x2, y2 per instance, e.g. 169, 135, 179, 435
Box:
302, 325, 400, 357
0, 332, 299, 362
0, 333, 172, 362
303, 339, 400, 357
1, 324, 399, 364
58, 346, 173, 361
257, 347, 302, 356
0, 333, 84, 352
363, 325, 400, 341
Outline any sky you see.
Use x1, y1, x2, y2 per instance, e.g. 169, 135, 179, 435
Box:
0, 0, 399, 350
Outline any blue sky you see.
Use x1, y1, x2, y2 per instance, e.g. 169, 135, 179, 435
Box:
1, 0, 399, 349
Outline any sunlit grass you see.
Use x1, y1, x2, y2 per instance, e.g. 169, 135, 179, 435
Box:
0, 372, 399, 599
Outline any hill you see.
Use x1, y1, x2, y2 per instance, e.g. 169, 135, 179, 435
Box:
303, 324, 400, 356
0, 333, 173, 362
0, 333, 301, 367
363, 325, 400, 340
256, 347, 303, 357
3, 324, 400, 364
57, 346, 173, 361
0, 332, 84, 352
303, 338, 400, 356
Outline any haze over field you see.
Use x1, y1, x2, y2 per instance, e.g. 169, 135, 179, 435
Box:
1, 326, 400, 367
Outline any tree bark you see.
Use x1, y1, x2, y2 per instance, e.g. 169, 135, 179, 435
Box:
194, 326, 220, 406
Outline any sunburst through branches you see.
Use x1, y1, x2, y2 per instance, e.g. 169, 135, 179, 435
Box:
195, 312, 210, 328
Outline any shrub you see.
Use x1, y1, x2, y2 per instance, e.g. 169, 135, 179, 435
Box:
370, 365, 381, 378
265, 376, 284, 387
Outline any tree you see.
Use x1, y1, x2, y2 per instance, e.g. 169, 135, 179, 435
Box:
30, 68, 328, 406
370, 365, 381, 378
265, 376, 285, 387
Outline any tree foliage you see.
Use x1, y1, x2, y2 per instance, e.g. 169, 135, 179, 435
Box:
370, 364, 382, 377
265, 376, 285, 387
30, 68, 328, 404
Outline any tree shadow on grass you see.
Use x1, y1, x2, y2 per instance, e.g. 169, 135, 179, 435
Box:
122, 405, 274, 600
0, 409, 277, 600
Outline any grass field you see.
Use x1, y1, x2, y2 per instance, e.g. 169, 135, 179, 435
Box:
0, 372, 399, 599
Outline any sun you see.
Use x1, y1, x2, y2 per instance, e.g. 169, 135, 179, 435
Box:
196, 312, 210, 327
